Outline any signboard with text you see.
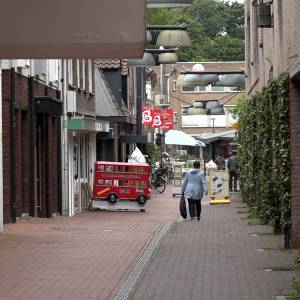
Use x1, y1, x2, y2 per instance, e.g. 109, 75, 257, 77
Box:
142, 107, 174, 130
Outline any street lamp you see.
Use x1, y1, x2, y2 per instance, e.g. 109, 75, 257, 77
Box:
127, 53, 156, 67
147, 0, 192, 7
147, 25, 192, 48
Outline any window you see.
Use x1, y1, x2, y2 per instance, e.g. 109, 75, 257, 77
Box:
34, 60, 47, 81
181, 85, 206, 92
77, 59, 80, 87
68, 59, 73, 85
172, 80, 177, 92
173, 112, 178, 123
182, 84, 239, 93
181, 106, 190, 114
88, 60, 93, 93
82, 59, 86, 90
48, 59, 59, 84
211, 86, 225, 92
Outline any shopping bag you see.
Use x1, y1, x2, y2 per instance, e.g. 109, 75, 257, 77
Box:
179, 193, 187, 219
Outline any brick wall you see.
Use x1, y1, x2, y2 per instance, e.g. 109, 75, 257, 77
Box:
289, 80, 300, 247
246, 0, 300, 95
2, 70, 61, 222
2, 70, 11, 223
70, 59, 96, 116
245, 0, 300, 247
76, 91, 95, 116
152, 62, 243, 133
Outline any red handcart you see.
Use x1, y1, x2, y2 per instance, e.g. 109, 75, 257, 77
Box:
92, 161, 151, 211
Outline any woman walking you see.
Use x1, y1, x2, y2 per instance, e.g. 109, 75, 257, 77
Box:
181, 160, 208, 221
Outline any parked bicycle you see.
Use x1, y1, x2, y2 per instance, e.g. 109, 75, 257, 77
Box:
151, 174, 166, 193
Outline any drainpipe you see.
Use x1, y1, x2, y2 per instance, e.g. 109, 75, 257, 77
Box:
61, 59, 70, 216
28, 76, 35, 217
0, 65, 4, 233
10, 68, 16, 223
135, 67, 144, 151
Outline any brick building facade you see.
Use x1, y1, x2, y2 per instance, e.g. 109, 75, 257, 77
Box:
2, 69, 62, 222
149, 62, 244, 159
245, 0, 300, 247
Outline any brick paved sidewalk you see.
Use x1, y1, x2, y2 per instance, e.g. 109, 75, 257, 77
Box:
130, 194, 298, 300
0, 185, 178, 300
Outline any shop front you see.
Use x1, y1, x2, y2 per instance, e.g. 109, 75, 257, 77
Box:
66, 118, 109, 215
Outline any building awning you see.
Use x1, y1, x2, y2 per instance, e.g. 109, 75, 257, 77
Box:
0, 0, 145, 58
34, 96, 62, 115
95, 69, 130, 123
193, 130, 237, 144
67, 118, 109, 132
119, 133, 154, 144
165, 130, 205, 146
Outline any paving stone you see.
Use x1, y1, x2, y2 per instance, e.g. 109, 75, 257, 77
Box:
0, 185, 179, 300
129, 194, 298, 300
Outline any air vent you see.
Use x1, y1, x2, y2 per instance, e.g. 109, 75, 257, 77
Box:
257, 4, 273, 28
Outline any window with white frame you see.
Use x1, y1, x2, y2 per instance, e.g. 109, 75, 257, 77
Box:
77, 59, 80, 87
181, 84, 238, 93
48, 59, 59, 84
88, 60, 93, 93
16, 59, 30, 68
34, 60, 47, 81
68, 59, 73, 86
82, 59, 86, 90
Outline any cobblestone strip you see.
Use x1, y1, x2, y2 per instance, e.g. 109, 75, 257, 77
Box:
112, 221, 174, 300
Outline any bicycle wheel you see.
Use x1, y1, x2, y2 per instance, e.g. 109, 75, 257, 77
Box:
156, 177, 166, 193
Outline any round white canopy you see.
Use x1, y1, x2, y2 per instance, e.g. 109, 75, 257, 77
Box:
165, 130, 205, 146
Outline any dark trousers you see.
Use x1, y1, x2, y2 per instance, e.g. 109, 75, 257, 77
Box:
229, 171, 238, 192
187, 198, 201, 218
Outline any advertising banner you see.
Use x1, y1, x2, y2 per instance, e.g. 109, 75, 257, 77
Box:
209, 170, 230, 204
151, 109, 163, 128
142, 107, 174, 130
160, 109, 174, 130
142, 107, 153, 126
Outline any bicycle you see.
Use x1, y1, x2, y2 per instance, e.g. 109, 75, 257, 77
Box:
151, 174, 166, 193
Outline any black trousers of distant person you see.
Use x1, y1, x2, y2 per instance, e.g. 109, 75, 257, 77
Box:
187, 198, 201, 219
229, 171, 238, 192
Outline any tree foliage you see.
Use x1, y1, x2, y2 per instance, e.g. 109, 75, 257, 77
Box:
238, 73, 290, 233
147, 0, 245, 61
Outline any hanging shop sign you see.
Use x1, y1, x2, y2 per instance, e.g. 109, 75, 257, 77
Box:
142, 107, 153, 126
160, 108, 174, 130
151, 109, 164, 128
142, 107, 174, 130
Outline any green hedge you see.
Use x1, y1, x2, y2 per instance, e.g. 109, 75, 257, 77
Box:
238, 73, 290, 232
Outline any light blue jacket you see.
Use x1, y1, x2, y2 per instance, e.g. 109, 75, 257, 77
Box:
181, 169, 208, 200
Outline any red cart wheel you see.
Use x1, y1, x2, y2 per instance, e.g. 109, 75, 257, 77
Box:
137, 195, 147, 205
108, 193, 118, 204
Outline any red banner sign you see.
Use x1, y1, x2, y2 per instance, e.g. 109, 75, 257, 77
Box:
160, 109, 174, 130
142, 107, 174, 130
142, 107, 153, 126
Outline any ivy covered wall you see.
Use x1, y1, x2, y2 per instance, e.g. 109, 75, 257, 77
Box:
238, 73, 290, 233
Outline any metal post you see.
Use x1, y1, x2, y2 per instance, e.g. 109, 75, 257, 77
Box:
135, 67, 145, 151
135, 67, 143, 136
